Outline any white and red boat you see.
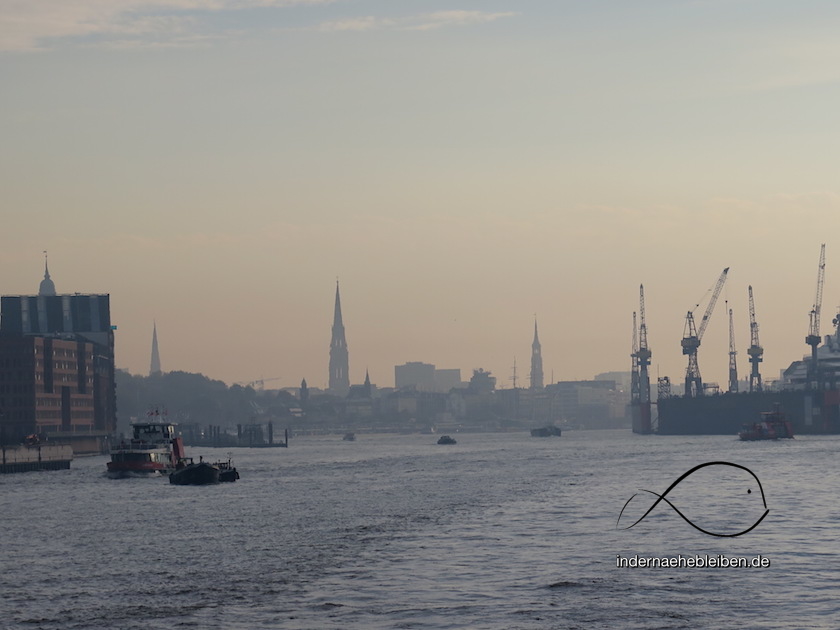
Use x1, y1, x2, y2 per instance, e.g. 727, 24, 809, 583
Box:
738, 405, 794, 441
107, 411, 186, 477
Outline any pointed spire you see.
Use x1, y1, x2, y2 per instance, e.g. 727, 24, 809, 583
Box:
329, 280, 350, 395
149, 321, 162, 375
363, 368, 371, 397
333, 280, 344, 328
530, 316, 544, 390
38, 250, 57, 296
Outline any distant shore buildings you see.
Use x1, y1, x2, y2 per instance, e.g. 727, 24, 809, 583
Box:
0, 259, 116, 453
282, 287, 630, 430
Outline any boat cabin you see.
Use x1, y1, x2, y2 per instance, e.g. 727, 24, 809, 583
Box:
130, 422, 176, 443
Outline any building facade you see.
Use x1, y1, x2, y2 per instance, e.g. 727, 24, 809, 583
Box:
0, 284, 116, 452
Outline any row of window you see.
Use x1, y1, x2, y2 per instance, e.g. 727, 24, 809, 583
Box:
0, 372, 94, 382
35, 412, 95, 421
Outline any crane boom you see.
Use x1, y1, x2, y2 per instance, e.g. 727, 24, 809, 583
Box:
639, 284, 649, 355
697, 267, 729, 341
682, 267, 729, 397
808, 244, 826, 339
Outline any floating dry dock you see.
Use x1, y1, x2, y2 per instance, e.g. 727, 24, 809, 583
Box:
1, 443, 73, 474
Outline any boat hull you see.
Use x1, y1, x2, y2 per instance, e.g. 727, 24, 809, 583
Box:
106, 463, 170, 478
169, 462, 220, 485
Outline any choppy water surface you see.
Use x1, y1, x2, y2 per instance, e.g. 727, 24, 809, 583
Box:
2, 430, 839, 629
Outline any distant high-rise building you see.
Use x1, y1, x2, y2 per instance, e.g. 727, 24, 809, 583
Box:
530, 319, 544, 390
328, 281, 350, 395
395, 362, 461, 392
434, 368, 462, 392
0, 262, 116, 452
395, 362, 436, 391
149, 322, 162, 376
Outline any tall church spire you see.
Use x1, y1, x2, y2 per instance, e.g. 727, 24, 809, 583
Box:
329, 281, 350, 395
530, 317, 544, 390
38, 250, 56, 296
363, 368, 371, 398
150, 321, 162, 376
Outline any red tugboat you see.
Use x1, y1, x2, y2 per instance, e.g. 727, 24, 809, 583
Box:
107, 411, 186, 477
738, 405, 794, 441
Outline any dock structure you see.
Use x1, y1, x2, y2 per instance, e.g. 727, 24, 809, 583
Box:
1, 443, 73, 474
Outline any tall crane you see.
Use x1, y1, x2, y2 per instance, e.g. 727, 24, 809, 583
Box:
728, 306, 738, 393
637, 285, 653, 432
806, 244, 826, 388
682, 267, 729, 397
630, 312, 639, 403
638, 285, 652, 403
747, 285, 763, 393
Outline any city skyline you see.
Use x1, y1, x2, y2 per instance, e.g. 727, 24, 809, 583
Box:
2, 1, 840, 389
6, 258, 835, 392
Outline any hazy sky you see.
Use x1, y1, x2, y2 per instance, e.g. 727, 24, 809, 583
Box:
2, 0, 840, 390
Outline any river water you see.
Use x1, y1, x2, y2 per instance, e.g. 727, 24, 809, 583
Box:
1, 430, 838, 629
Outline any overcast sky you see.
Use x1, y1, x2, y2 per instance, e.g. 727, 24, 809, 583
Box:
2, 0, 840, 390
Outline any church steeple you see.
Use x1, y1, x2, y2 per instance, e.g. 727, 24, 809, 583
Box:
38, 251, 56, 296
149, 321, 162, 375
329, 281, 350, 395
363, 368, 371, 398
530, 318, 544, 390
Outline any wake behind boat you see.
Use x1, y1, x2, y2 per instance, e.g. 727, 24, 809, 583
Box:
107, 413, 186, 478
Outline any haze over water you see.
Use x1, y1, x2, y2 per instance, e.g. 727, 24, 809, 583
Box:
3, 1, 840, 389
2, 431, 837, 629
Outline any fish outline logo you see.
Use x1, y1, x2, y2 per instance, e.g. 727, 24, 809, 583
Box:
617, 461, 769, 538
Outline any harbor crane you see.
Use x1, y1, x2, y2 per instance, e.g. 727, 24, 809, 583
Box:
631, 312, 640, 402
747, 285, 763, 393
728, 306, 738, 394
806, 244, 826, 389
636, 285, 653, 431
682, 267, 729, 397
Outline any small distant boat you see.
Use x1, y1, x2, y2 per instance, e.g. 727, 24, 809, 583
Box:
531, 425, 562, 438
739, 405, 794, 441
437, 435, 457, 445
169, 457, 220, 485
343, 432, 356, 441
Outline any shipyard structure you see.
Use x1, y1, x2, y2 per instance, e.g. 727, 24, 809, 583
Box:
0, 260, 116, 456
632, 245, 840, 435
